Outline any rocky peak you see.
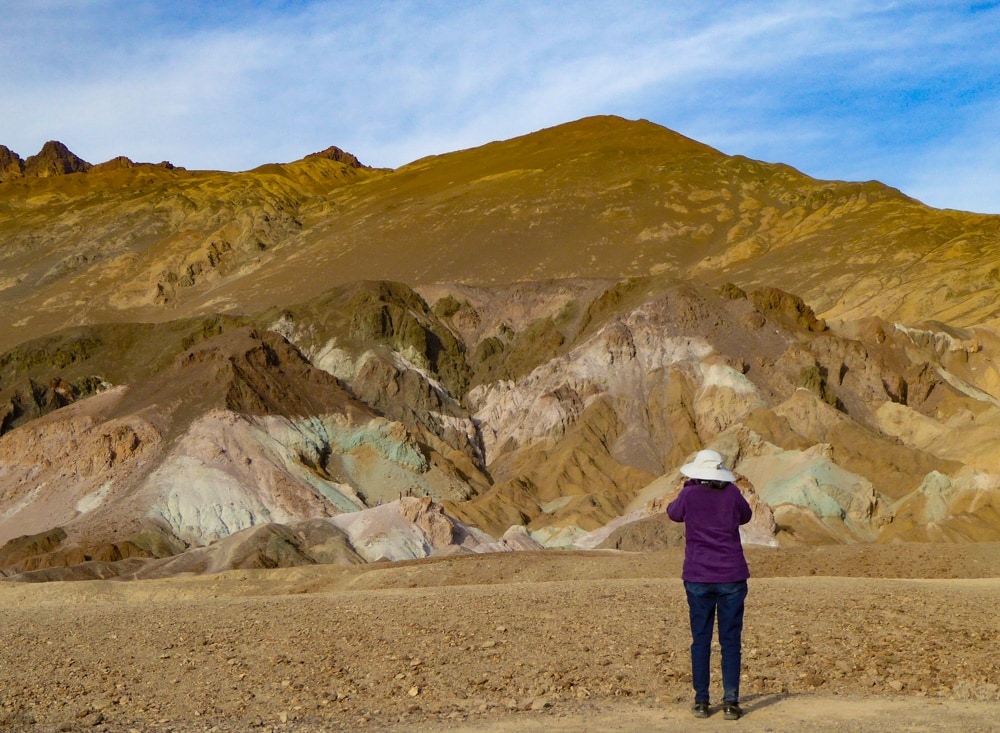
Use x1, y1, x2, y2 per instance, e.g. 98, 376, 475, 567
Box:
303, 145, 367, 168
23, 140, 92, 178
91, 156, 179, 172
0, 145, 25, 182
0, 145, 181, 182
91, 156, 136, 172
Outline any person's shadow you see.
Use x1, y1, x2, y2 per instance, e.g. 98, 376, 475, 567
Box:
738, 693, 793, 715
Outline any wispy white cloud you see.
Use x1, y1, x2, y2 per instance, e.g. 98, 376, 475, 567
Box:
3, 0, 1000, 211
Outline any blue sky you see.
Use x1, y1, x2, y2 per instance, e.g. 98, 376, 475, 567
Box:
3, 1, 1000, 213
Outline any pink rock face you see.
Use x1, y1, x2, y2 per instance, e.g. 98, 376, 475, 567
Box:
399, 496, 458, 549
735, 475, 779, 546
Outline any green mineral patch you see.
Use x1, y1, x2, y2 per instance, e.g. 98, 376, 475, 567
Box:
312, 483, 363, 513
757, 461, 876, 519
331, 422, 428, 471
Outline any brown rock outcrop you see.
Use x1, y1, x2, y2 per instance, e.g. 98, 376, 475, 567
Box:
90, 156, 179, 173
596, 512, 686, 551
0, 525, 158, 576
750, 287, 827, 333
23, 140, 91, 177
0, 527, 68, 569
304, 145, 367, 168
0, 144, 24, 181
91, 155, 135, 172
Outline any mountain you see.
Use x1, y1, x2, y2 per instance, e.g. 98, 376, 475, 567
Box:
3, 117, 1000, 352
1, 116, 999, 579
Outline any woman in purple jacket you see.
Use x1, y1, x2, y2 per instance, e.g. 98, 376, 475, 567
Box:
667, 449, 752, 721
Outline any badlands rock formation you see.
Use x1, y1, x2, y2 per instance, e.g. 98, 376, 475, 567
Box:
2, 117, 999, 579
2, 274, 998, 579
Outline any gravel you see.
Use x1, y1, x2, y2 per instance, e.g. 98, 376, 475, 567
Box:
1, 544, 998, 732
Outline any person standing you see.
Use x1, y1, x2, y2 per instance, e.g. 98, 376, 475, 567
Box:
667, 449, 752, 720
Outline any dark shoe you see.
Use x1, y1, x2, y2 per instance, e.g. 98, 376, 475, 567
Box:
723, 702, 742, 720
692, 701, 710, 718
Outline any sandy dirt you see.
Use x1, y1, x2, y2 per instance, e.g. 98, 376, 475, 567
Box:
1, 544, 999, 732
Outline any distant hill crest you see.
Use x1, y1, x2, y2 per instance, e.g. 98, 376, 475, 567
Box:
302, 145, 368, 168
0, 140, 372, 180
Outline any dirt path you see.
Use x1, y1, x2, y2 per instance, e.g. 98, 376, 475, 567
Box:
392, 696, 1000, 733
1, 546, 998, 732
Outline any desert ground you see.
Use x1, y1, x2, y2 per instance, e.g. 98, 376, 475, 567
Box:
2, 544, 999, 733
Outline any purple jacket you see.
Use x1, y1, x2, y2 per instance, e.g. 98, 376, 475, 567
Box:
667, 479, 752, 583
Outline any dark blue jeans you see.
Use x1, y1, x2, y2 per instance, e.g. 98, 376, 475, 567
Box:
684, 580, 748, 704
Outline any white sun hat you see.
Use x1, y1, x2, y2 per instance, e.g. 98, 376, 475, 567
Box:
679, 449, 736, 483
